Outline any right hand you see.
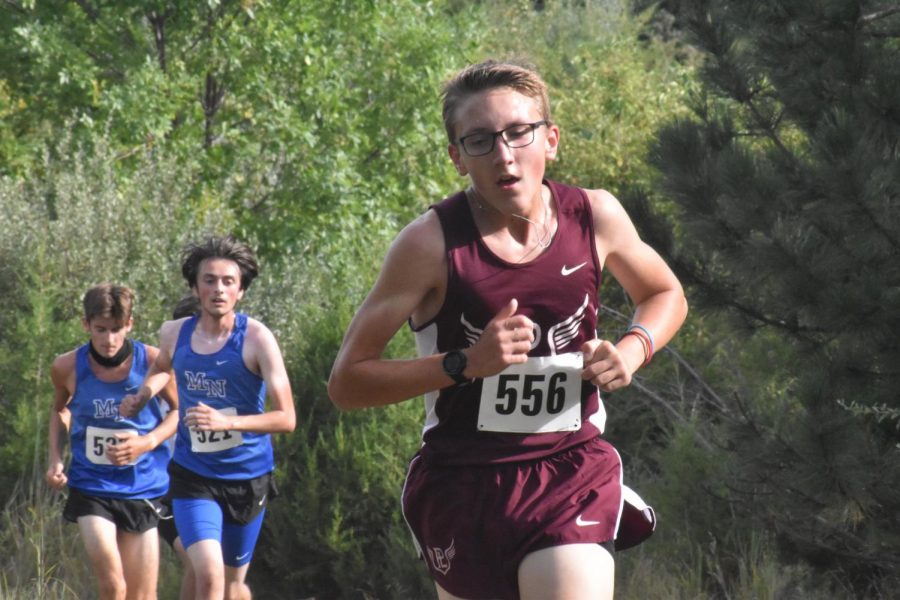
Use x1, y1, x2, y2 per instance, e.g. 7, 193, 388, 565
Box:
105, 431, 148, 466
119, 393, 144, 418
46, 461, 67, 490
465, 299, 535, 378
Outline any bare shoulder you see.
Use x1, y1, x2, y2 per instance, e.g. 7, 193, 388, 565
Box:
143, 342, 161, 362
584, 187, 641, 259
380, 209, 446, 295
156, 317, 189, 356
584, 188, 631, 228
375, 208, 447, 324
158, 317, 188, 340
389, 209, 446, 267
244, 317, 283, 357
50, 349, 77, 382
242, 317, 287, 379
245, 317, 276, 343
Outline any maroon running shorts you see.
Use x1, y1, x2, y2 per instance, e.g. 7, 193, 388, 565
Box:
401, 436, 624, 600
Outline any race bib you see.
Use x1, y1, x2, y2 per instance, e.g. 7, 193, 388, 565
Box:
477, 353, 583, 433
85, 426, 138, 466
189, 407, 243, 453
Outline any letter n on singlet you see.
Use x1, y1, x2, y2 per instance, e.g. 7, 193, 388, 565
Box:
184, 371, 227, 399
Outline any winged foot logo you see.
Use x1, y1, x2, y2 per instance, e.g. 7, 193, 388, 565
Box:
426, 538, 456, 575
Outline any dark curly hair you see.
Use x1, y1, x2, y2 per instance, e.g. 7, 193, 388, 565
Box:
181, 235, 259, 291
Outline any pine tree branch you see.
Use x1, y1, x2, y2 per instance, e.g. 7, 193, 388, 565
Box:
629, 378, 715, 451
860, 6, 900, 23
849, 195, 900, 252
678, 259, 822, 339
666, 348, 731, 414
745, 95, 794, 162
862, 29, 900, 37
731, 390, 826, 476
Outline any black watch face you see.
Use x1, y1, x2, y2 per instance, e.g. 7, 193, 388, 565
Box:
445, 351, 465, 374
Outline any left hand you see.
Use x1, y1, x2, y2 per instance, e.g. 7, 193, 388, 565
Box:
184, 402, 232, 432
105, 431, 152, 465
581, 339, 638, 392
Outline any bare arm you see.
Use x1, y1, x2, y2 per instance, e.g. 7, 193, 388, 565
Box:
328, 211, 534, 410
328, 212, 455, 409
583, 189, 688, 391
107, 345, 180, 465
46, 353, 74, 490
184, 320, 296, 434
119, 319, 182, 417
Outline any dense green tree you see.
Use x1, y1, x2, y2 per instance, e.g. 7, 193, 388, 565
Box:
0, 0, 468, 260
637, 0, 900, 593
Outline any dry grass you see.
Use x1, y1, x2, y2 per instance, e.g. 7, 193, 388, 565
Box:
0, 471, 183, 599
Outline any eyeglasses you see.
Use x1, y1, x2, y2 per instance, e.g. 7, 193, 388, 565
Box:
456, 120, 548, 157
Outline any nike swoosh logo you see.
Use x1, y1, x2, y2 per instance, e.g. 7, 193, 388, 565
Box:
235, 551, 250, 561
125, 385, 139, 391
215, 360, 228, 366
575, 514, 602, 527
258, 494, 266, 507
561, 262, 587, 276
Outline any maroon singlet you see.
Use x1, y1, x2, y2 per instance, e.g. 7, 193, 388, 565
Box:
411, 179, 607, 465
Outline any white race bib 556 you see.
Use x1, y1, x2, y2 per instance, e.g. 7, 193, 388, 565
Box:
477, 353, 583, 433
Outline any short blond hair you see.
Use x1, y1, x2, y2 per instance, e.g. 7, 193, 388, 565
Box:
441, 59, 552, 142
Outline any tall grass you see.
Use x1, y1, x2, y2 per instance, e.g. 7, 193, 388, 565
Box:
0, 476, 80, 599
0, 467, 185, 599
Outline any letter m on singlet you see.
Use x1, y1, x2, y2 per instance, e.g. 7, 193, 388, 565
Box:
93, 398, 119, 419
184, 371, 227, 399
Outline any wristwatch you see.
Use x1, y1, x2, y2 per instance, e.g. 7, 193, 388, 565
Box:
442, 350, 469, 384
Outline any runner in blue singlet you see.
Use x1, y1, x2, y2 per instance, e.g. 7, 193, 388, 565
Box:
121, 236, 295, 600
47, 283, 179, 600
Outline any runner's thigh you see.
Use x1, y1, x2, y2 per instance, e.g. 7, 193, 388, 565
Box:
78, 515, 124, 576
117, 528, 160, 597
518, 543, 614, 600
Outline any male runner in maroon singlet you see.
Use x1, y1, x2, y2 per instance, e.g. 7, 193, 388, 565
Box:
329, 59, 688, 600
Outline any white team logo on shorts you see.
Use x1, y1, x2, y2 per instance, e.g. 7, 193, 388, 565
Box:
426, 538, 456, 575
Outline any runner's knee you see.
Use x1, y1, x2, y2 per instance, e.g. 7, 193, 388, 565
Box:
94, 571, 126, 600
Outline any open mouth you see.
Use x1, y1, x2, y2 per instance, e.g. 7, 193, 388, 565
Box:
497, 174, 519, 188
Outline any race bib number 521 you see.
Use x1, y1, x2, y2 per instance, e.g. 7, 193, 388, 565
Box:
477, 353, 583, 433
190, 407, 243, 453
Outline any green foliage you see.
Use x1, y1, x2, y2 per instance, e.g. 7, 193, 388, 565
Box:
258, 407, 430, 599
642, 0, 900, 592
0, 0, 469, 263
